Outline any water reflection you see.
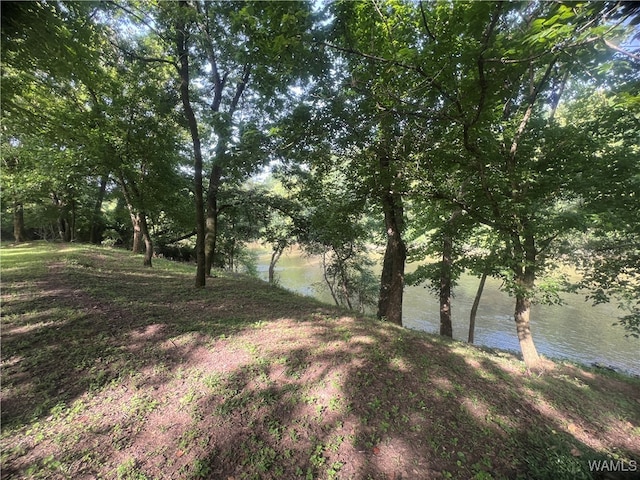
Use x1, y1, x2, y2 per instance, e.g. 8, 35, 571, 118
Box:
252, 247, 639, 375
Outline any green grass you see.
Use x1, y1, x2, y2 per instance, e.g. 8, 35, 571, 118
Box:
1, 242, 639, 479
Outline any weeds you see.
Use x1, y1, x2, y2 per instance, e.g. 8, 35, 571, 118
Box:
116, 458, 149, 480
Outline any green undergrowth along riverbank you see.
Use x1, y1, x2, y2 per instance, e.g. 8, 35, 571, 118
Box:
1, 242, 639, 479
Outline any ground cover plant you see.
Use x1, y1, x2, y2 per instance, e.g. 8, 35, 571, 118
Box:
1, 242, 639, 479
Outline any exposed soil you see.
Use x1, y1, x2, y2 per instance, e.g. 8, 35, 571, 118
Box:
1, 243, 639, 479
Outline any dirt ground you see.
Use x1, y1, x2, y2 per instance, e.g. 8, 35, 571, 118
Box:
2, 243, 639, 479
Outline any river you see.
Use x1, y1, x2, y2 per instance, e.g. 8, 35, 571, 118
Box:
251, 246, 639, 376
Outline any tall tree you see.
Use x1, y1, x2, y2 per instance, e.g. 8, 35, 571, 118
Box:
322, 1, 429, 325
412, 1, 638, 367
563, 63, 640, 338
327, 0, 637, 367
2, 1, 188, 258
1, 1, 108, 242
375, 121, 408, 325
110, 1, 323, 282
172, 0, 207, 286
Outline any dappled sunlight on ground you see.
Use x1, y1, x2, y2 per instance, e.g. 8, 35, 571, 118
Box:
2, 244, 639, 479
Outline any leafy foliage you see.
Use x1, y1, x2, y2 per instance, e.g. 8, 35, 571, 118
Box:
2, 0, 638, 346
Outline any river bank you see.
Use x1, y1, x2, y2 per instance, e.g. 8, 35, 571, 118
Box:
2, 242, 639, 479
250, 245, 640, 376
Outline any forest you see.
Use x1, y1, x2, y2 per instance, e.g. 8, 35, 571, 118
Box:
2, 0, 639, 371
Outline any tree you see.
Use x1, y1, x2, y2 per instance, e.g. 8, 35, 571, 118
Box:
290, 154, 378, 312
562, 64, 640, 337
310, 1, 429, 325
327, 0, 637, 367
415, 1, 638, 368
374, 121, 409, 325
103, 51, 184, 267
173, 1, 321, 277
170, 0, 207, 286
258, 183, 305, 284
108, 1, 323, 283
2, 1, 190, 261
1, 1, 108, 243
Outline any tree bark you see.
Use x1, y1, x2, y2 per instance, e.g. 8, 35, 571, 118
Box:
176, 2, 206, 287
130, 211, 142, 253
199, 6, 250, 277
90, 176, 108, 244
439, 232, 454, 337
339, 259, 354, 310
118, 175, 153, 266
130, 211, 153, 266
376, 154, 406, 326
13, 201, 28, 242
205, 164, 222, 275
58, 216, 70, 242
69, 199, 76, 242
439, 209, 462, 337
515, 289, 542, 369
377, 228, 406, 325
139, 212, 153, 267
268, 245, 284, 284
322, 251, 341, 307
118, 174, 142, 254
513, 232, 542, 369
468, 271, 487, 344
52, 192, 70, 242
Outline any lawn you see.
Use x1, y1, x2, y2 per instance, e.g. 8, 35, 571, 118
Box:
1, 242, 639, 479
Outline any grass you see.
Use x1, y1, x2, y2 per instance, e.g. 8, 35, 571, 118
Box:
1, 241, 639, 479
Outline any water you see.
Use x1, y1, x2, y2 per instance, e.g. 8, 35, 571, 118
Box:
251, 246, 640, 376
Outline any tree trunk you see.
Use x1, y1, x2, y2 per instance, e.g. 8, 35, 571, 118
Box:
13, 201, 28, 243
58, 216, 70, 242
69, 199, 76, 242
468, 271, 487, 344
513, 232, 542, 369
322, 251, 341, 307
228, 237, 235, 271
376, 153, 406, 326
205, 164, 222, 275
514, 291, 541, 369
52, 192, 70, 242
138, 212, 153, 267
130, 212, 142, 253
90, 176, 108, 244
339, 260, 354, 310
119, 175, 143, 254
377, 224, 406, 324
176, 3, 206, 288
269, 246, 284, 284
117, 174, 152, 266
439, 209, 461, 337
439, 232, 454, 337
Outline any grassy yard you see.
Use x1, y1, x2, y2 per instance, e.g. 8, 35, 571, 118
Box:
1, 242, 639, 479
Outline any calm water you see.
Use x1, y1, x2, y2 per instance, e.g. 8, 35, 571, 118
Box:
251, 247, 639, 376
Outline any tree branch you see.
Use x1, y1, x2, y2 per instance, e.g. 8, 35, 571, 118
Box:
109, 39, 176, 67
419, 2, 436, 41
471, 3, 502, 127
509, 56, 558, 162
229, 63, 251, 115
110, 2, 174, 45
603, 38, 640, 61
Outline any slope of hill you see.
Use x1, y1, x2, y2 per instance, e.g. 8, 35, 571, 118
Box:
1, 242, 639, 479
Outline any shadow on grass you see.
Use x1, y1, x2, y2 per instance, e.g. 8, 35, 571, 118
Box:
1, 243, 639, 479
